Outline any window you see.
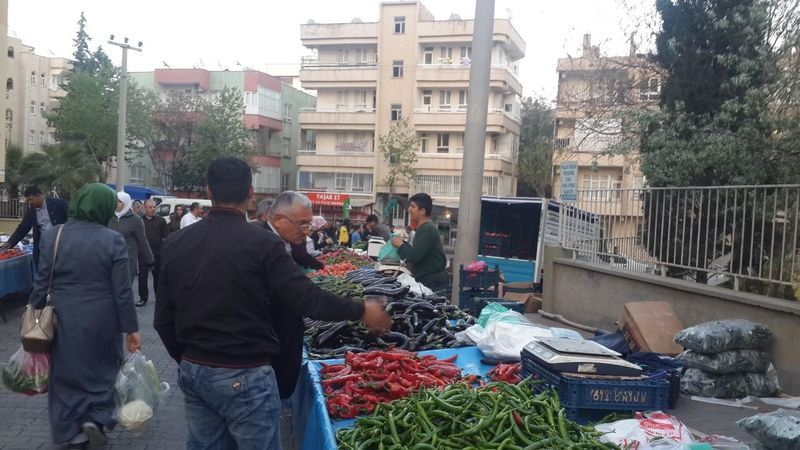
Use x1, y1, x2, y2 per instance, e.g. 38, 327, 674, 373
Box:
130, 164, 146, 185
392, 60, 404, 78
419, 133, 429, 153
393, 204, 406, 221
436, 133, 449, 153
394, 16, 405, 34
41, 73, 46, 86
7, 46, 13, 58
51, 74, 58, 88
439, 47, 453, 63
355, 90, 368, 110
423, 47, 433, 64
460, 46, 471, 59
338, 48, 350, 64
283, 103, 293, 122
28, 129, 35, 145
40, 102, 46, 116
390, 104, 402, 121
639, 76, 660, 102
337, 90, 350, 110
282, 138, 290, 157
30, 71, 36, 86
39, 131, 45, 145
357, 48, 369, 63
458, 90, 468, 108
5, 78, 11, 91
633, 176, 645, 194
5, 109, 11, 124
438, 90, 451, 109
281, 173, 291, 191
582, 174, 623, 201
29, 101, 36, 115
422, 90, 432, 108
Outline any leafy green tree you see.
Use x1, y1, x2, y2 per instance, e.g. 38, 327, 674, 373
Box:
516, 97, 554, 197
1, 145, 23, 197
379, 118, 418, 195
19, 144, 102, 199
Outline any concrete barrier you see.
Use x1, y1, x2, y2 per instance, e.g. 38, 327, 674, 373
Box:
542, 246, 800, 395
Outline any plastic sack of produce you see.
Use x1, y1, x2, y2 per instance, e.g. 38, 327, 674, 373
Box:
677, 349, 770, 375
595, 411, 694, 449
1, 345, 49, 395
674, 320, 774, 353
113, 352, 169, 431
458, 303, 552, 360
737, 409, 800, 450
680, 367, 780, 398
396, 272, 433, 297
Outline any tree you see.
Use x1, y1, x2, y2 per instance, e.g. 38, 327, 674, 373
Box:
19, 144, 102, 199
72, 12, 92, 74
1, 145, 23, 198
170, 87, 255, 192
516, 97, 554, 197
379, 118, 418, 195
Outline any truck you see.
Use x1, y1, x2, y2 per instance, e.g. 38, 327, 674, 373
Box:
477, 197, 599, 284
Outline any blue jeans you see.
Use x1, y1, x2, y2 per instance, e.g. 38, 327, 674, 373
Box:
178, 360, 282, 450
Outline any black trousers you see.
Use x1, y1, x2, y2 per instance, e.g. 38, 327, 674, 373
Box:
138, 254, 160, 302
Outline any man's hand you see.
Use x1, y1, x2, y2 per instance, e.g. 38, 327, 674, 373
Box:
0, 242, 9, 249
362, 300, 391, 333
391, 236, 404, 248
126, 332, 142, 353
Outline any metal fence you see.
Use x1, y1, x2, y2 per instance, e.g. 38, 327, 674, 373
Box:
0, 199, 25, 219
558, 185, 800, 300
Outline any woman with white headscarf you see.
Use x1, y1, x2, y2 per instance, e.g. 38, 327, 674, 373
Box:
108, 192, 154, 282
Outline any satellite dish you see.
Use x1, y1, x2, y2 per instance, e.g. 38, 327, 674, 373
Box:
351, 17, 363, 23
449, 13, 461, 20
307, 19, 316, 24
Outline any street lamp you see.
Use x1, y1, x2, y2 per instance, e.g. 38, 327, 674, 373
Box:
107, 36, 143, 192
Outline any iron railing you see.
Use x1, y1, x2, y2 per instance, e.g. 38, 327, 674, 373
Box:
0, 199, 25, 218
558, 186, 800, 300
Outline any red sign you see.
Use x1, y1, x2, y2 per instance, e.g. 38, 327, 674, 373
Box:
305, 192, 350, 207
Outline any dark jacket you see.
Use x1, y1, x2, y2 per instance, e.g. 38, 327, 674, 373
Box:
109, 211, 154, 280
142, 215, 170, 256
154, 207, 363, 368
7, 197, 69, 267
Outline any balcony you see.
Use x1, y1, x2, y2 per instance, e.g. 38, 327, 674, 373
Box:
299, 59, 378, 89
414, 153, 515, 173
413, 107, 520, 134
299, 107, 376, 130
416, 19, 525, 59
297, 150, 376, 170
300, 22, 379, 45
415, 64, 522, 94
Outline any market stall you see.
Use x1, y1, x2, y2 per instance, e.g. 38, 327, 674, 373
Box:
0, 249, 33, 322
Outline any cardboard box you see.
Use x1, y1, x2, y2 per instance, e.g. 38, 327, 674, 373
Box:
503, 291, 542, 313
619, 301, 684, 356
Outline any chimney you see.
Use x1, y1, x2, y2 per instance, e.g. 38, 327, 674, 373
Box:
628, 33, 637, 57
582, 34, 592, 56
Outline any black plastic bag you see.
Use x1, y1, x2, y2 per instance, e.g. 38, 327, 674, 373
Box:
679, 368, 779, 398
677, 349, 770, 375
674, 320, 774, 353
738, 409, 800, 450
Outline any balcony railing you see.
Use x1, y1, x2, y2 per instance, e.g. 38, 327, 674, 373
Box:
413, 106, 520, 122
300, 57, 377, 69
300, 107, 375, 113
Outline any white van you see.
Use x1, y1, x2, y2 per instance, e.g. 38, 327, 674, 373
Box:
151, 196, 212, 223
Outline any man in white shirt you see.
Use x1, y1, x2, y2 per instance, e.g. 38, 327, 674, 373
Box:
180, 202, 203, 229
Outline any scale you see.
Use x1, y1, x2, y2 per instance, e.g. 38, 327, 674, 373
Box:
522, 338, 643, 377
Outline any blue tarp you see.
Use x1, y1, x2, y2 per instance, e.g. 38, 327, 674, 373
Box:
106, 184, 168, 201
0, 253, 33, 298
292, 346, 494, 450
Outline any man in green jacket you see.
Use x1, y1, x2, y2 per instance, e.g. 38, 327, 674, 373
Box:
391, 193, 448, 292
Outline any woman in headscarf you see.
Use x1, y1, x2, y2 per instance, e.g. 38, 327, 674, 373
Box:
29, 183, 141, 449
108, 192, 154, 282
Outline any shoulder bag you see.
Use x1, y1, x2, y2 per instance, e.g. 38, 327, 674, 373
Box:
20, 224, 64, 353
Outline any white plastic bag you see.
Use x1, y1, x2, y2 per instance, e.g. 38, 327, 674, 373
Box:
596, 411, 694, 449
397, 272, 434, 297
459, 303, 552, 360
1, 345, 49, 395
114, 352, 170, 431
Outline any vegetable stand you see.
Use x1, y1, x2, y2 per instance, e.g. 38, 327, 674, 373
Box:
0, 251, 33, 322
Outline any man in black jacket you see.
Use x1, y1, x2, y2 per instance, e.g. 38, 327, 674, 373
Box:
155, 158, 390, 449
136, 199, 168, 306
1, 185, 68, 268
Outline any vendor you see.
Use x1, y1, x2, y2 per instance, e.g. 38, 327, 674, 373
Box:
1, 185, 68, 268
391, 193, 448, 293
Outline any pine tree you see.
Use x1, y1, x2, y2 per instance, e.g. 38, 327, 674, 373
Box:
72, 12, 93, 74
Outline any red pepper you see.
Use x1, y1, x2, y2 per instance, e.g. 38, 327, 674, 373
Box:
441, 355, 458, 363
400, 359, 420, 372
512, 411, 524, 427
320, 363, 348, 374
322, 372, 362, 387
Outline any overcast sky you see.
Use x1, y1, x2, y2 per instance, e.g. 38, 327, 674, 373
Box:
8, 0, 656, 100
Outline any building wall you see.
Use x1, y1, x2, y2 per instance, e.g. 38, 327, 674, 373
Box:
280, 83, 316, 191
0, 0, 7, 182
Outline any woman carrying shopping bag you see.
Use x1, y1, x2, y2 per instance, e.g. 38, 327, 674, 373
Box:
29, 183, 141, 449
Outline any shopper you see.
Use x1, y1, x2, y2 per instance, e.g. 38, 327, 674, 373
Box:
131, 200, 144, 217
168, 205, 185, 233
137, 199, 169, 307
364, 214, 391, 241
391, 193, 448, 292
109, 192, 154, 282
30, 183, 141, 449
338, 219, 351, 246
180, 202, 203, 229
350, 224, 362, 247
155, 158, 390, 449
254, 199, 272, 225
1, 185, 68, 268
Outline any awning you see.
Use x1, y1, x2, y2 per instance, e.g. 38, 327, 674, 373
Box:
107, 184, 169, 201
305, 192, 350, 207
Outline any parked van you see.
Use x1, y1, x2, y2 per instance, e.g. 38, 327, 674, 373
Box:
151, 196, 212, 223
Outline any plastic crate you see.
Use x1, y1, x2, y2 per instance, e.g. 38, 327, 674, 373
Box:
459, 265, 501, 290
521, 357, 670, 422
460, 297, 525, 316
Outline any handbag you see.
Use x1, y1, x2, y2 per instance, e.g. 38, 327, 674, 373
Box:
20, 224, 64, 353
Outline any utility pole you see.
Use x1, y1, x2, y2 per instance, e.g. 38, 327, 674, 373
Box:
108, 36, 143, 192
453, 0, 494, 305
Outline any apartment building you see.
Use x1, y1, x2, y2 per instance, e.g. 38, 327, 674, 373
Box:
4, 36, 70, 155
128, 68, 315, 195
298, 1, 525, 223
0, 0, 6, 182
551, 34, 659, 247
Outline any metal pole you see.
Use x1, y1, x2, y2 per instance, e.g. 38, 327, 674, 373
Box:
452, 0, 494, 305
108, 37, 143, 192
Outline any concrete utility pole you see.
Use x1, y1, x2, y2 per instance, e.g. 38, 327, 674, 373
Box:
452, 0, 495, 305
108, 36, 142, 192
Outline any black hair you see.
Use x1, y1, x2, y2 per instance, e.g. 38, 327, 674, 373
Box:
366, 214, 379, 224
409, 193, 433, 217
207, 157, 252, 204
190, 202, 201, 211
23, 185, 42, 197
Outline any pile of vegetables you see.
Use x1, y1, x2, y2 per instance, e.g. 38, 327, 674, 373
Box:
308, 262, 358, 278
317, 249, 374, 268
0, 248, 25, 261
337, 378, 620, 450
321, 349, 475, 419
488, 362, 522, 384
311, 276, 365, 297
1, 347, 49, 395
346, 268, 410, 297
304, 295, 474, 359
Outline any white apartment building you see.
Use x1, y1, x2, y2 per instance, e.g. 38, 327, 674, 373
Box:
298, 0, 525, 222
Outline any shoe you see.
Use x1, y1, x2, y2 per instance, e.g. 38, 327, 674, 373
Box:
66, 431, 89, 449
81, 422, 108, 446
135, 300, 148, 307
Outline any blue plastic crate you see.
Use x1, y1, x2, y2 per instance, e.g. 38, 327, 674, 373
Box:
459, 265, 501, 290
521, 357, 670, 422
